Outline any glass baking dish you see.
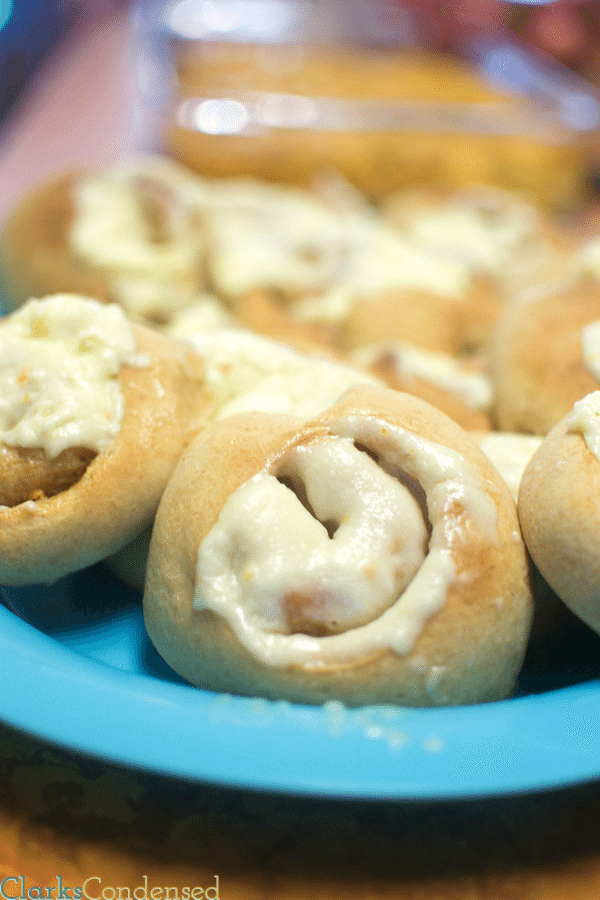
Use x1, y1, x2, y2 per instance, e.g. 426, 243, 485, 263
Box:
131, 0, 600, 212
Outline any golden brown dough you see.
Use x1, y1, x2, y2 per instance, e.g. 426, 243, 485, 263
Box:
338, 278, 499, 358
0, 172, 111, 313
357, 343, 493, 431
490, 278, 600, 434
0, 444, 96, 507
518, 391, 600, 636
144, 385, 533, 707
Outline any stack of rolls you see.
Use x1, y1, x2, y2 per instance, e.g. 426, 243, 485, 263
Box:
3, 152, 600, 708
1, 153, 565, 431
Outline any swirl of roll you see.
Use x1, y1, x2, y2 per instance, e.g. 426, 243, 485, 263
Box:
143, 385, 533, 707
0, 157, 205, 326
0, 294, 205, 585
518, 390, 600, 636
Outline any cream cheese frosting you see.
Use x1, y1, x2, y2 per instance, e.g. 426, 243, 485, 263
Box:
477, 432, 542, 501
166, 294, 235, 337
203, 177, 347, 298
292, 216, 473, 325
571, 235, 600, 280
206, 191, 472, 313
67, 157, 475, 326
194, 414, 498, 668
68, 166, 202, 320
0, 294, 147, 457
568, 390, 600, 461
197, 436, 429, 637
173, 327, 381, 420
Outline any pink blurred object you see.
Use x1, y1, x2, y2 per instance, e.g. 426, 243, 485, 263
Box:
0, 8, 154, 225
400, 0, 513, 51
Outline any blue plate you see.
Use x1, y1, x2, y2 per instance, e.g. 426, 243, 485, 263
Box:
2, 564, 600, 800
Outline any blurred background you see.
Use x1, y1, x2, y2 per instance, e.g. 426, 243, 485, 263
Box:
3, 0, 600, 220
3, 0, 600, 127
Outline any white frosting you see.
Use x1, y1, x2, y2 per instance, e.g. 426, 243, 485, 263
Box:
195, 414, 498, 667
68, 157, 474, 326
344, 217, 471, 296
176, 327, 381, 420
568, 390, 600, 460
68, 166, 202, 320
581, 320, 600, 383
70, 175, 196, 271
354, 342, 493, 411
477, 432, 542, 501
112, 154, 213, 200
0, 295, 146, 457
204, 178, 347, 298
293, 216, 473, 324
167, 294, 235, 337
209, 201, 472, 312
404, 194, 546, 278
106, 273, 198, 322
571, 235, 600, 280
197, 437, 428, 636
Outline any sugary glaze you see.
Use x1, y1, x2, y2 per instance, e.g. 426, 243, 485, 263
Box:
566, 390, 600, 461
1, 157, 502, 351
569, 233, 600, 282
68, 168, 203, 322
288, 215, 474, 324
474, 431, 542, 502
580, 319, 600, 384
167, 325, 381, 421
194, 417, 494, 667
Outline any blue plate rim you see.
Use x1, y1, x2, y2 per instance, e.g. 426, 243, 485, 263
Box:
2, 597, 600, 801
